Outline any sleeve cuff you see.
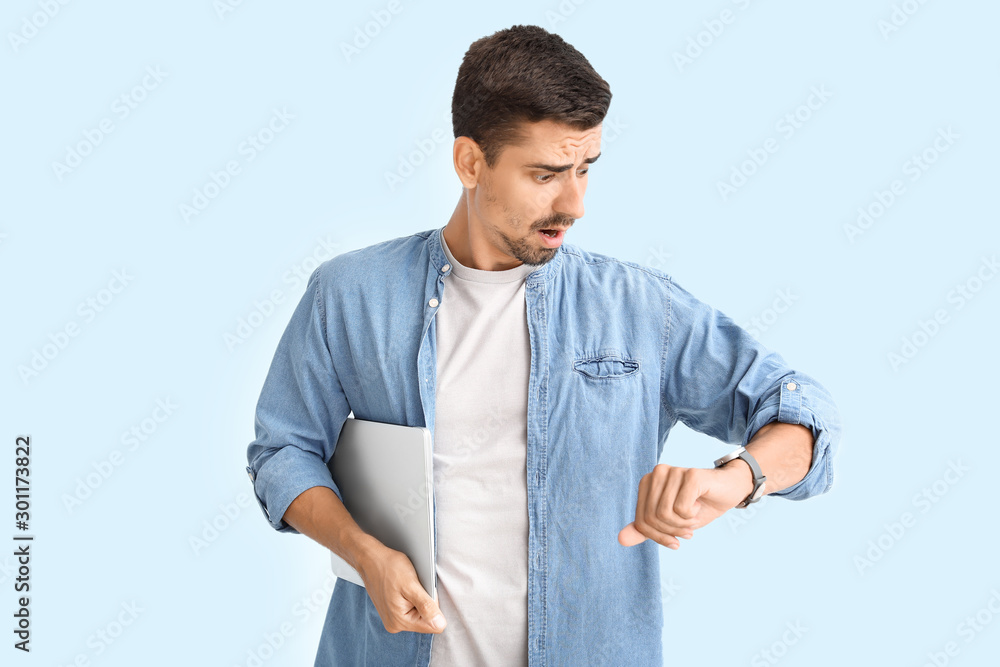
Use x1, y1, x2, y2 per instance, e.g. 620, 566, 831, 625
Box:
742, 376, 836, 501
246, 444, 343, 533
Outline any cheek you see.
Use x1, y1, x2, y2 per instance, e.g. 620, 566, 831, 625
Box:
517, 182, 552, 221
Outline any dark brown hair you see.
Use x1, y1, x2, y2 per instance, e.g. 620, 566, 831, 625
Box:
452, 24, 612, 168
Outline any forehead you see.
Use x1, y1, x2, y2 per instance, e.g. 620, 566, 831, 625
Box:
507, 120, 602, 160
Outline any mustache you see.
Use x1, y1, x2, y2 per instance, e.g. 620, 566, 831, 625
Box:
532, 217, 574, 230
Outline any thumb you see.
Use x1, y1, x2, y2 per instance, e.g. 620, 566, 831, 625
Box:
618, 522, 647, 547
409, 585, 447, 632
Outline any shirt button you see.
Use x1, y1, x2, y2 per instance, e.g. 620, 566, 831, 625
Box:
428, 298, 439, 308
441, 264, 451, 273
786, 382, 797, 391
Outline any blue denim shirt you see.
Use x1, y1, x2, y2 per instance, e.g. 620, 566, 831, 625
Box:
245, 226, 841, 666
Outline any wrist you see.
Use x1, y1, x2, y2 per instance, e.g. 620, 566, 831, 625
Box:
720, 458, 755, 504
339, 528, 386, 576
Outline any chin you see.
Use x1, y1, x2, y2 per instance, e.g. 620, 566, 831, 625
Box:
519, 249, 558, 266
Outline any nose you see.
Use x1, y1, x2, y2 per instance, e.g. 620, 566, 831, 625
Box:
553, 173, 586, 221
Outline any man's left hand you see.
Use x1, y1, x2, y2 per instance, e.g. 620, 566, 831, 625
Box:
617, 462, 753, 549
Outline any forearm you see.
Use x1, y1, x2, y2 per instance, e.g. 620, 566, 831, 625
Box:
720, 422, 814, 498
282, 485, 386, 574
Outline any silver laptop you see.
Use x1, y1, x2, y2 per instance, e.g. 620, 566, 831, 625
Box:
326, 417, 437, 599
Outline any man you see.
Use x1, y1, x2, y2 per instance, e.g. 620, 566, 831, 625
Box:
245, 24, 841, 666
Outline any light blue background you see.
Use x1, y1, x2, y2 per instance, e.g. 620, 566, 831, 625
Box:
3, 1, 998, 665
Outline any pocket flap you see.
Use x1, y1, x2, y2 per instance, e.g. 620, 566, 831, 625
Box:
572, 351, 640, 379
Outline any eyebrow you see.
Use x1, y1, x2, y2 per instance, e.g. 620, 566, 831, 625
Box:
523, 152, 602, 173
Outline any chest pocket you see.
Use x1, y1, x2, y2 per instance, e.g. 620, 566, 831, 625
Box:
572, 350, 640, 380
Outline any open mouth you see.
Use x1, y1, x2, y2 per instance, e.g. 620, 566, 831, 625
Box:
537, 228, 566, 248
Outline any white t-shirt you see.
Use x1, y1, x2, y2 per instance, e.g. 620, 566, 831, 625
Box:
429, 228, 534, 666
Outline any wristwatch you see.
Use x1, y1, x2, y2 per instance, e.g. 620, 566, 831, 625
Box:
714, 446, 766, 508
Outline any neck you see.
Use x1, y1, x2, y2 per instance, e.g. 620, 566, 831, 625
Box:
443, 192, 523, 271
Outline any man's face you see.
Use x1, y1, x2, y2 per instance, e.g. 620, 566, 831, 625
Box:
474, 120, 602, 266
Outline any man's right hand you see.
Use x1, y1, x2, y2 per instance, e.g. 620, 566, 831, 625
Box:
280, 486, 447, 635
357, 544, 447, 635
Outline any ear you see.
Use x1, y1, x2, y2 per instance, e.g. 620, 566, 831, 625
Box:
453, 136, 483, 189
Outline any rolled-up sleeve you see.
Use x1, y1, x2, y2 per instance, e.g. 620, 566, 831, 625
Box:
245, 264, 351, 533
660, 278, 841, 501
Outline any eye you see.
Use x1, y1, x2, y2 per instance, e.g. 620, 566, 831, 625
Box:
534, 174, 554, 183
578, 168, 589, 176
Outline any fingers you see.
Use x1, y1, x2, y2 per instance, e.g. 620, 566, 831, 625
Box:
641, 464, 675, 530
399, 583, 446, 634
646, 465, 700, 531
673, 473, 704, 523
366, 549, 447, 635
629, 465, 701, 550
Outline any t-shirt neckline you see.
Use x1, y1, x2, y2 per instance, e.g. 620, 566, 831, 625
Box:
439, 228, 538, 284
